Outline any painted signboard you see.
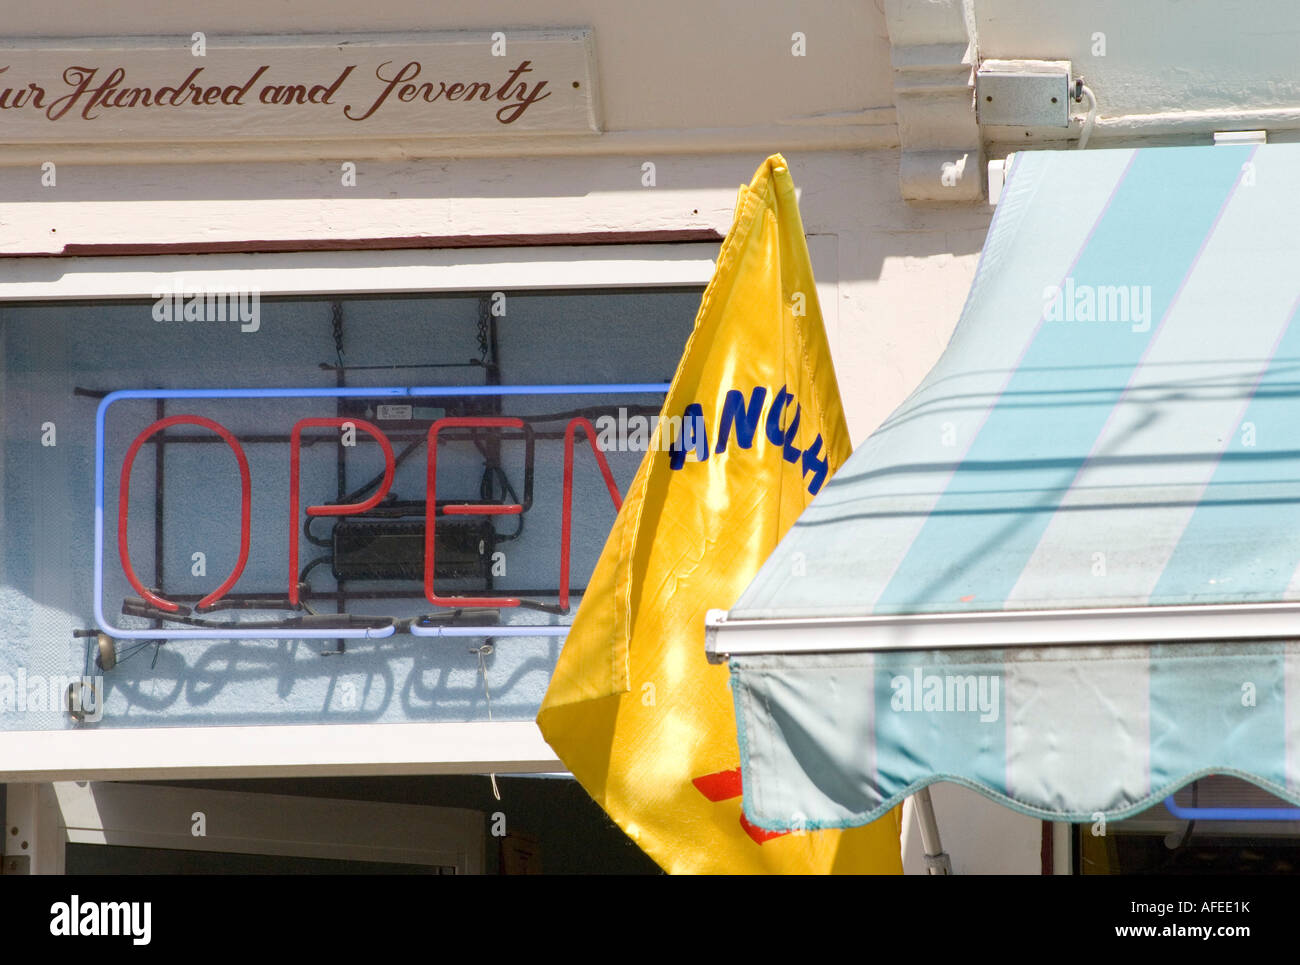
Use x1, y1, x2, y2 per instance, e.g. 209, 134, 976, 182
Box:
0, 30, 600, 142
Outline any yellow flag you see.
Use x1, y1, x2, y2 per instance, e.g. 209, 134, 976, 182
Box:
537, 155, 902, 874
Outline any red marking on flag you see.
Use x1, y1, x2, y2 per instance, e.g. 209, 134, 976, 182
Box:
693, 766, 793, 844
960, 594, 975, 602
692, 767, 743, 802
740, 812, 790, 845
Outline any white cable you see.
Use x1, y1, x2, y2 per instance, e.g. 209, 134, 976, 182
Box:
1076, 83, 1098, 150
473, 644, 502, 801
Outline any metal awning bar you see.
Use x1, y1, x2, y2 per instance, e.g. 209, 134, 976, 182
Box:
704, 600, 1300, 661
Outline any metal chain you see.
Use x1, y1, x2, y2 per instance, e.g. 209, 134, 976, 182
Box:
476, 294, 490, 363
331, 301, 345, 366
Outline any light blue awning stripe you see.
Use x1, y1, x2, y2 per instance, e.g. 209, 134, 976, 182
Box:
723, 144, 1300, 828
873, 146, 1255, 615
871, 649, 1008, 802
731, 645, 1300, 826
1002, 144, 1300, 610
1147, 642, 1287, 795
1149, 300, 1300, 604
729, 149, 1137, 623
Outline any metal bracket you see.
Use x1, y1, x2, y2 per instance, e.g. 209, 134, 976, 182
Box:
3, 784, 65, 874
2, 855, 30, 875
924, 852, 953, 875
976, 59, 1073, 128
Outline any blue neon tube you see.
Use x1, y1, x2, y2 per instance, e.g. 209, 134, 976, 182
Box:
1163, 796, 1300, 821
94, 383, 669, 641
408, 625, 570, 638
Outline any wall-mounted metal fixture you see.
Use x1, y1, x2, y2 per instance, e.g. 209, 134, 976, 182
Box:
976, 59, 1072, 128
1214, 130, 1267, 146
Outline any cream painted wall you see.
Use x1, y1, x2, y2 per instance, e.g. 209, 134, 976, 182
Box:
0, 1, 899, 162
978, 0, 1300, 120
0, 143, 1031, 872
0, 148, 991, 444
903, 782, 1046, 875
11, 0, 1296, 878
0, 1, 1056, 873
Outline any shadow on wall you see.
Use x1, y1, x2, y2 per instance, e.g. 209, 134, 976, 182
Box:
0, 288, 698, 731
0, 150, 992, 283
94, 634, 567, 728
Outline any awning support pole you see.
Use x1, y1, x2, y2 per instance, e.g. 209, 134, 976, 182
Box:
913, 787, 952, 875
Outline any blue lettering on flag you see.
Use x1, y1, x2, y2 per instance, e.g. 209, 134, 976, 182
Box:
715, 387, 767, 454
670, 402, 709, 469
801, 434, 829, 494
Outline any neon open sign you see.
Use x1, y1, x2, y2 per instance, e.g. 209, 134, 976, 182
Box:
94, 384, 665, 641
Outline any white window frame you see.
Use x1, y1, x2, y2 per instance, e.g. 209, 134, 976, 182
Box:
0, 244, 718, 300
0, 243, 717, 782
6, 780, 485, 874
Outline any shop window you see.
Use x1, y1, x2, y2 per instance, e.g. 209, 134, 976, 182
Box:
1074, 776, 1300, 874
0, 287, 701, 728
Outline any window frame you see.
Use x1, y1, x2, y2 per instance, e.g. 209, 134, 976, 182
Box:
0, 243, 716, 781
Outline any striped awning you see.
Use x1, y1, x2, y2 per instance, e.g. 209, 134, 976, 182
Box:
710, 142, 1300, 828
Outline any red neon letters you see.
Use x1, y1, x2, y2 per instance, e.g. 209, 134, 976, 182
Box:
116, 414, 622, 614
118, 415, 252, 613
559, 418, 622, 611
425, 417, 524, 608
288, 418, 394, 606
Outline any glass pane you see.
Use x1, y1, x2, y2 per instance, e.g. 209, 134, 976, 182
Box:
0, 288, 700, 729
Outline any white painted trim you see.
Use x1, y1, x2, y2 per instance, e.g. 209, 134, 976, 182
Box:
0, 242, 699, 780
0, 721, 560, 782
2, 783, 66, 875
0, 243, 719, 301
805, 234, 839, 343
987, 157, 1008, 206
706, 599, 1300, 658
1051, 822, 1071, 876
52, 781, 486, 872
0, 115, 900, 168
986, 107, 1300, 153
0, 30, 575, 52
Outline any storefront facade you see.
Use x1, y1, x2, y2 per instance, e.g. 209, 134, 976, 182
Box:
4, 0, 1293, 874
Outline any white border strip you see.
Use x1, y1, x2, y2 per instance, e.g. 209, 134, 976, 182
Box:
0, 244, 719, 300
705, 601, 1300, 660
0, 243, 707, 780
53, 781, 487, 872
0, 720, 561, 782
